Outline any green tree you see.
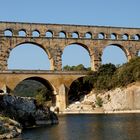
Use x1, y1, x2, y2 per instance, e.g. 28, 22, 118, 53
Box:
63, 64, 88, 71
63, 65, 72, 71
112, 57, 140, 87
35, 88, 52, 107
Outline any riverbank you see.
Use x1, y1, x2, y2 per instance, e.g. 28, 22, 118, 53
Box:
61, 110, 140, 114
64, 82, 140, 114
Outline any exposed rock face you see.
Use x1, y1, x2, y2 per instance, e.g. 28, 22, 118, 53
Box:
103, 82, 140, 111
0, 95, 58, 127
66, 82, 140, 113
0, 116, 22, 139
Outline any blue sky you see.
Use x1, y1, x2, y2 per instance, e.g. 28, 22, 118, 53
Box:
0, 0, 140, 70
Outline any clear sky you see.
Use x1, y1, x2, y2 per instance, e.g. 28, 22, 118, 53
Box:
0, 0, 140, 70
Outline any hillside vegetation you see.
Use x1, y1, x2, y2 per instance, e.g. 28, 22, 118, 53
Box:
13, 57, 140, 104
68, 57, 140, 103
85, 56, 140, 90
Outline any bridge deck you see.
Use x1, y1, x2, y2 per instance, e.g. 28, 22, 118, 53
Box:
0, 70, 87, 75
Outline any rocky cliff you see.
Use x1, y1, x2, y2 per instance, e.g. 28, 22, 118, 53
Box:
0, 95, 58, 139
66, 82, 140, 113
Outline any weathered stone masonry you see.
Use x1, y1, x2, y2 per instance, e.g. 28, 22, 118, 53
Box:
0, 21, 140, 111
0, 21, 140, 71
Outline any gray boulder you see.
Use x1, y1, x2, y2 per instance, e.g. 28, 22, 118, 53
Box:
0, 95, 58, 127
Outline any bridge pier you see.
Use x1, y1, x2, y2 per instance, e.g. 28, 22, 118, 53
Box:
57, 84, 68, 112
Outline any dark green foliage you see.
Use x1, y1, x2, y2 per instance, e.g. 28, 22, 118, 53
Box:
13, 80, 53, 107
35, 93, 46, 107
84, 57, 140, 91
95, 63, 116, 90
83, 72, 98, 89
13, 80, 46, 97
13, 57, 140, 104
83, 63, 117, 90
67, 57, 140, 103
95, 96, 103, 107
35, 88, 53, 107
111, 57, 140, 87
63, 64, 89, 71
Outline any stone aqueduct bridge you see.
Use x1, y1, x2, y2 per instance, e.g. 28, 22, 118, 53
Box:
0, 70, 86, 111
0, 21, 140, 111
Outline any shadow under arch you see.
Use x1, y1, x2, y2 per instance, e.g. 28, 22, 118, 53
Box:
62, 42, 91, 69
101, 43, 128, 65
8, 42, 52, 70
13, 76, 56, 106
68, 76, 92, 105
24, 77, 54, 91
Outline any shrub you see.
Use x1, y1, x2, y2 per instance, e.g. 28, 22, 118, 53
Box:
84, 57, 140, 90
112, 57, 140, 87
95, 96, 103, 107
93, 63, 116, 90
35, 94, 46, 107
35, 88, 52, 107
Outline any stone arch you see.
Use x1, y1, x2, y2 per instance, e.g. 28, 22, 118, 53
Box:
13, 76, 56, 106
7, 42, 52, 70
11, 41, 51, 60
66, 42, 90, 53
59, 31, 66, 38
72, 32, 79, 38
110, 33, 117, 40
67, 76, 90, 105
18, 29, 27, 37
62, 42, 92, 69
101, 44, 129, 64
98, 32, 105, 39
4, 29, 13, 36
85, 32, 92, 39
133, 34, 140, 40
46, 30, 53, 37
122, 33, 129, 40
32, 30, 40, 37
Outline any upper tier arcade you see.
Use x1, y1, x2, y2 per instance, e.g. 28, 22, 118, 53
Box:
0, 21, 140, 71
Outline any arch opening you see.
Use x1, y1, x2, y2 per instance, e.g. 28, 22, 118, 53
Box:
133, 34, 140, 40
122, 34, 129, 40
8, 43, 50, 70
62, 43, 90, 70
19, 30, 26, 37
68, 77, 93, 105
111, 33, 117, 40
32, 30, 40, 37
13, 77, 56, 106
102, 45, 127, 65
85, 32, 92, 39
4, 29, 13, 36
46, 31, 53, 38
72, 32, 79, 38
59, 31, 66, 38
98, 33, 105, 39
